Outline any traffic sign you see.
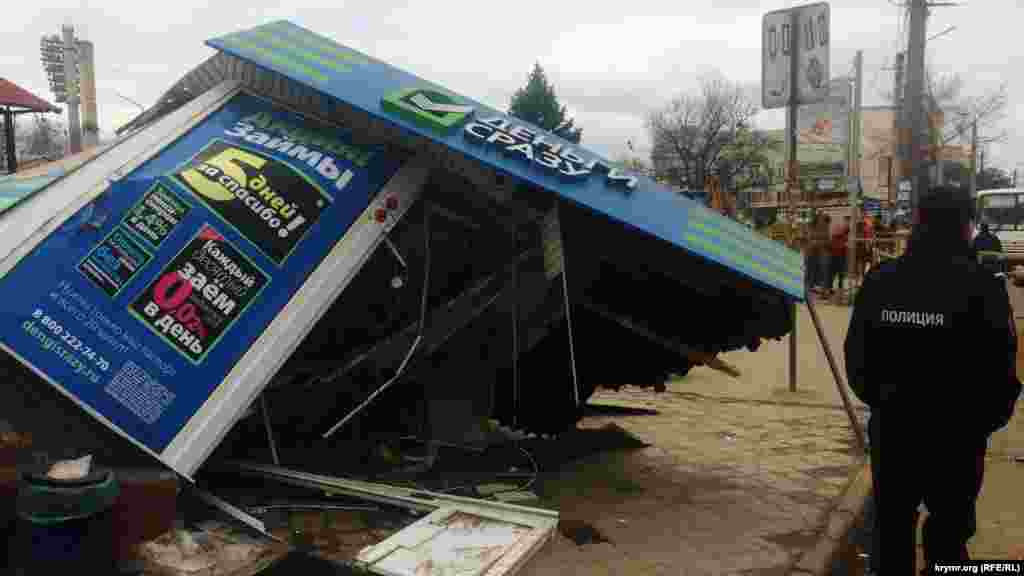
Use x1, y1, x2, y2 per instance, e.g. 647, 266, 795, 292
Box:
762, 2, 830, 109
762, 9, 791, 108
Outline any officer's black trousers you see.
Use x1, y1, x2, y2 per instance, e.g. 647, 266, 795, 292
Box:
868, 412, 987, 574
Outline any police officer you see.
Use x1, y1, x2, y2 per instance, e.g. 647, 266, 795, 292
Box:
973, 222, 1003, 255
844, 186, 1021, 575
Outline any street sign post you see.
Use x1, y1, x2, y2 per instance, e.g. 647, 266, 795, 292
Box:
762, 2, 830, 109
762, 2, 830, 396
762, 9, 791, 109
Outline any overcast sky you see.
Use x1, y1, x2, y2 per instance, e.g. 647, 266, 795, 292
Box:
2, 0, 1021, 170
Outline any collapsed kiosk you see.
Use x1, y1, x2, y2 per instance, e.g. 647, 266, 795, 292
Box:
0, 21, 804, 484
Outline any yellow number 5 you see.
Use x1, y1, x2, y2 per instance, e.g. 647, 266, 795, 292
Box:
180, 147, 268, 202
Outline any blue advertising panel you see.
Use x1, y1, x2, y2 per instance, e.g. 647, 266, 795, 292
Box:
207, 21, 804, 299
0, 91, 405, 454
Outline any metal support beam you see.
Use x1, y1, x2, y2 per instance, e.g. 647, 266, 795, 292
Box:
190, 486, 281, 541
804, 296, 868, 451
969, 119, 978, 197
322, 205, 433, 440
848, 51, 863, 295
260, 394, 280, 466
561, 235, 577, 405
417, 203, 433, 340
786, 9, 800, 391
508, 224, 521, 427
789, 300, 798, 392
304, 246, 540, 392
3, 110, 16, 174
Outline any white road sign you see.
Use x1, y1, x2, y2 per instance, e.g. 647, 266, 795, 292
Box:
796, 3, 830, 105
762, 9, 791, 109
762, 3, 830, 109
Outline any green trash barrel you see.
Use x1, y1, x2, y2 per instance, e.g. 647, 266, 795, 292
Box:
14, 467, 119, 575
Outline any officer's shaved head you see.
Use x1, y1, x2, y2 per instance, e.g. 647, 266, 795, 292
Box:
913, 186, 975, 244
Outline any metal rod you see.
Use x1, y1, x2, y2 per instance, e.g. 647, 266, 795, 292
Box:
225, 461, 561, 518
248, 504, 379, 514
322, 334, 422, 439
113, 90, 146, 113
383, 235, 407, 269
787, 9, 800, 393
511, 226, 521, 427
848, 50, 863, 296
191, 487, 283, 541
323, 203, 433, 439
558, 206, 581, 407
260, 394, 280, 466
804, 296, 868, 451
789, 299, 798, 392
927, 25, 956, 42
3, 111, 16, 175
418, 203, 432, 338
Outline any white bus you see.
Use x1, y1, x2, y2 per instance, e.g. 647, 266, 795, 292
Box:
976, 188, 1024, 262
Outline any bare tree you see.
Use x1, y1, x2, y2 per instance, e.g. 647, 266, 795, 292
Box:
876, 67, 1008, 149
646, 73, 778, 193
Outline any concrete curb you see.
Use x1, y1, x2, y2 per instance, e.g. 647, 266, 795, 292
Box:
789, 458, 872, 576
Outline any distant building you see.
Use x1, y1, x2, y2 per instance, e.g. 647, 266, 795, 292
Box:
746, 105, 971, 221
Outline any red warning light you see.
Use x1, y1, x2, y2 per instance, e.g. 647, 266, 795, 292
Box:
375, 208, 387, 223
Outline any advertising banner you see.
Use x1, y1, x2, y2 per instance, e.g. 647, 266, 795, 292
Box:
207, 21, 804, 300
797, 77, 850, 146
0, 91, 405, 457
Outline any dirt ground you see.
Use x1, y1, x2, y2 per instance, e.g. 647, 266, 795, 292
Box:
516, 301, 867, 576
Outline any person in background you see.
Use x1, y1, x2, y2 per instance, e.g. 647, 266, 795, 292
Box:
972, 222, 1005, 275
830, 215, 852, 295
844, 186, 1020, 576
817, 214, 833, 293
972, 221, 1003, 255
806, 213, 831, 294
803, 214, 820, 291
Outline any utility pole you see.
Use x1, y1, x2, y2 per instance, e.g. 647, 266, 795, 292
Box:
969, 119, 978, 196
906, 0, 929, 209
894, 52, 905, 109
62, 24, 82, 155
848, 51, 863, 291
893, 51, 908, 209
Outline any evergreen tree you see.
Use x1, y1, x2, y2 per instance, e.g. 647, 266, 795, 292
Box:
508, 62, 583, 144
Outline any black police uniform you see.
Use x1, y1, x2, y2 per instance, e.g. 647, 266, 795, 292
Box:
972, 230, 1003, 255
844, 238, 1020, 575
